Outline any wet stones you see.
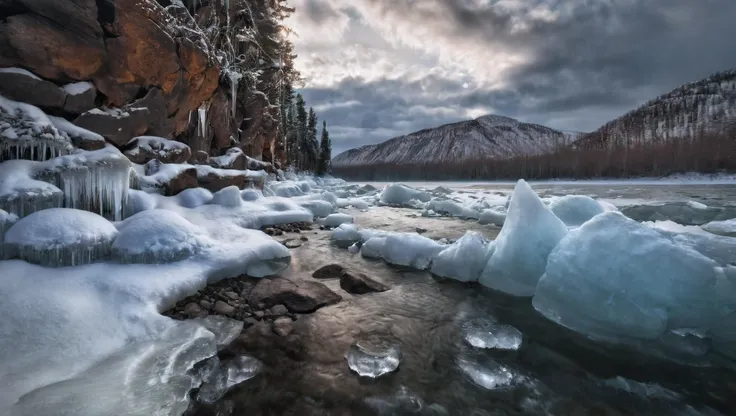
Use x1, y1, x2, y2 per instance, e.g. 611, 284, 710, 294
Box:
281, 238, 303, 249
312, 264, 390, 294
312, 264, 346, 279
272, 317, 293, 337
262, 222, 313, 236
213, 300, 235, 316
248, 277, 342, 313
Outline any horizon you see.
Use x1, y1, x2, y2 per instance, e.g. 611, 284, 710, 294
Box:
286, 0, 736, 155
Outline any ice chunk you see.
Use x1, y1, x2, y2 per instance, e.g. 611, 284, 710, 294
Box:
381, 233, 445, 269
321, 213, 354, 228
112, 209, 210, 264
296, 199, 334, 217
621, 202, 735, 226
462, 318, 522, 350
479, 180, 567, 296
210, 185, 243, 207
4, 208, 117, 267
0, 94, 73, 161
686, 200, 708, 210
701, 218, 736, 237
380, 183, 431, 206
478, 208, 506, 226
196, 355, 262, 404
177, 187, 213, 208
331, 223, 362, 248
601, 376, 681, 401
430, 232, 491, 282
533, 212, 726, 343
425, 199, 480, 220
548, 195, 605, 227
347, 340, 401, 378
456, 356, 517, 390
191, 316, 243, 351
336, 197, 371, 210
360, 236, 386, 259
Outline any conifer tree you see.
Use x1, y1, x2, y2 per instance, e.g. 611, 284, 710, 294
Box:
317, 120, 332, 175
295, 94, 308, 170
307, 107, 319, 170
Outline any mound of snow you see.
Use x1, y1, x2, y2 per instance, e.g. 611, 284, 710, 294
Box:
112, 210, 209, 264
265, 181, 306, 198
321, 213, 354, 228
478, 180, 567, 296
702, 219, 736, 237
380, 233, 445, 269
210, 186, 242, 207
0, 159, 63, 217
126, 189, 158, 215
533, 212, 731, 344
4, 208, 117, 267
548, 195, 605, 227
296, 200, 334, 217
379, 183, 431, 206
430, 232, 492, 282
478, 209, 506, 226
177, 188, 213, 208
240, 189, 261, 202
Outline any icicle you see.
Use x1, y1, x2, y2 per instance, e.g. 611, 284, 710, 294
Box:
198, 101, 211, 139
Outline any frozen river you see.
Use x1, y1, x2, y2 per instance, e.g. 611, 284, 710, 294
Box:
186, 181, 736, 416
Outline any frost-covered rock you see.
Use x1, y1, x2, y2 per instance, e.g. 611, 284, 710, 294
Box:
196, 165, 259, 192
112, 210, 209, 264
381, 233, 445, 269
124, 136, 192, 165
430, 232, 491, 282
0, 159, 64, 217
548, 195, 605, 227
48, 116, 106, 151
478, 180, 568, 296
4, 208, 117, 267
209, 147, 273, 172
321, 213, 354, 228
0, 94, 73, 162
478, 209, 506, 226
379, 183, 431, 206
702, 219, 736, 237
138, 163, 199, 196
533, 212, 730, 344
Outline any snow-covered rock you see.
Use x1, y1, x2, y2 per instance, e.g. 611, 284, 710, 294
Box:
4, 208, 117, 267
379, 183, 431, 206
123, 136, 192, 165
533, 212, 732, 345
0, 159, 64, 217
0, 94, 73, 162
430, 232, 491, 282
112, 210, 210, 264
48, 116, 105, 151
210, 186, 243, 207
176, 188, 213, 208
478, 180, 568, 296
548, 195, 605, 227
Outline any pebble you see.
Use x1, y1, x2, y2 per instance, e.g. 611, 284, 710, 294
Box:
271, 304, 288, 315
272, 317, 293, 336
300, 236, 308, 241
199, 300, 213, 310
224, 291, 239, 300
214, 300, 235, 316
254, 310, 265, 319
183, 302, 204, 316
244, 317, 259, 327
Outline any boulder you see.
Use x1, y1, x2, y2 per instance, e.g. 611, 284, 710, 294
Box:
189, 150, 210, 164
340, 272, 390, 294
196, 166, 251, 192
0, 68, 67, 110
73, 107, 149, 147
62, 82, 97, 115
248, 277, 342, 313
123, 136, 191, 164
312, 264, 347, 279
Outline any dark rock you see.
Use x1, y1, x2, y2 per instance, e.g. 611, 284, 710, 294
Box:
0, 69, 67, 110
199, 300, 213, 310
224, 291, 239, 301
282, 239, 303, 249
213, 300, 235, 316
312, 264, 346, 280
183, 302, 205, 317
63, 82, 97, 114
248, 277, 342, 313
254, 310, 265, 319
272, 317, 293, 337
142, 162, 198, 196
340, 271, 390, 294
300, 236, 308, 241
189, 150, 210, 165
415, 227, 428, 234
197, 168, 251, 192
73, 106, 149, 147
243, 317, 259, 327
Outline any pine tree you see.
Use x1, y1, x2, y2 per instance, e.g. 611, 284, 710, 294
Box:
306, 107, 319, 170
295, 94, 308, 170
317, 120, 332, 175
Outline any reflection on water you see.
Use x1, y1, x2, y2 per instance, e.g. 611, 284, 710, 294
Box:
187, 185, 736, 416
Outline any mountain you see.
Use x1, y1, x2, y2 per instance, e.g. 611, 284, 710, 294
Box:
578, 69, 736, 148
332, 115, 581, 166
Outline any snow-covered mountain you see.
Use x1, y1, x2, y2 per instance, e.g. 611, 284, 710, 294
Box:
578, 69, 736, 148
332, 115, 581, 166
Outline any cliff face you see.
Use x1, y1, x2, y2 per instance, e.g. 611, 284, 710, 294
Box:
0, 0, 283, 165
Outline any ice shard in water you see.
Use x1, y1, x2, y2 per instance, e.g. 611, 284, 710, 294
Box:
347, 339, 402, 378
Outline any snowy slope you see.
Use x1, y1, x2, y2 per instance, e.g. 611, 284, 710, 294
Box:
333, 115, 581, 166
578, 69, 736, 147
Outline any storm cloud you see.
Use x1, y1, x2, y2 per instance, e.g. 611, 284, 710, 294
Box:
286, 0, 736, 155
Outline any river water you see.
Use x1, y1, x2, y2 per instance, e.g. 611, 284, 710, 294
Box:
186, 183, 736, 416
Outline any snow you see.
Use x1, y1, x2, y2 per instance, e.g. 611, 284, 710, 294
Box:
379, 183, 431, 206
177, 188, 214, 208
125, 136, 190, 159
210, 185, 243, 207
126, 189, 158, 215
85, 107, 136, 119
4, 208, 117, 267
0, 67, 42, 80
478, 180, 568, 296
430, 231, 491, 282
0, 159, 64, 217
137, 162, 193, 193
532, 212, 732, 348
61, 82, 93, 96
0, 94, 73, 161
321, 213, 354, 228
112, 209, 210, 264
702, 219, 736, 237
48, 116, 105, 147
548, 195, 606, 227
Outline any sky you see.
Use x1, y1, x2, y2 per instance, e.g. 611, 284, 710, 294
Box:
285, 0, 736, 156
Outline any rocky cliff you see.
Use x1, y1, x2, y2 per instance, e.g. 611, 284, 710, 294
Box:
0, 0, 286, 166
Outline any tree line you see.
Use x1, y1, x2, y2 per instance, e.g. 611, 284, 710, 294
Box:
280, 89, 332, 174
332, 128, 736, 181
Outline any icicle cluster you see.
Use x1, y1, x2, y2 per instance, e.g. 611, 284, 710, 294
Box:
0, 189, 64, 218
0, 95, 73, 162
198, 101, 211, 138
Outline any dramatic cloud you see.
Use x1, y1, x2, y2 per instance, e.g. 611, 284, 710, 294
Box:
286, 0, 736, 155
